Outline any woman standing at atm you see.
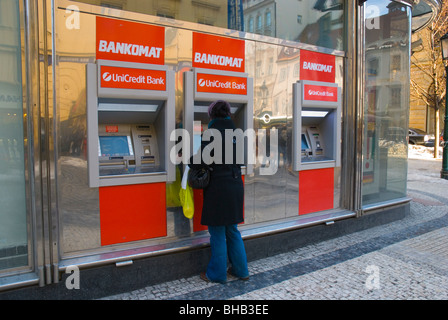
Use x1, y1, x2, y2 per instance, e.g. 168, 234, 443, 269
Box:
189, 100, 249, 284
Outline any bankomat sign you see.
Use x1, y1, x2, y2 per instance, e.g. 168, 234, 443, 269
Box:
96, 16, 164, 65
300, 50, 335, 83
100, 65, 166, 91
196, 73, 247, 95
193, 32, 245, 73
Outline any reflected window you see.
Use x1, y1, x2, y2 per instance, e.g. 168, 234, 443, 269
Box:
71, 0, 344, 50
248, 16, 254, 32
361, 0, 411, 207
266, 11, 271, 27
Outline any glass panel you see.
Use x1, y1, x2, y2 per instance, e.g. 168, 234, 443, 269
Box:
70, 0, 344, 50
0, 0, 28, 270
361, 0, 411, 206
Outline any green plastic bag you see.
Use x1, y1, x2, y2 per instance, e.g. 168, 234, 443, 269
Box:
166, 166, 181, 207
179, 166, 194, 219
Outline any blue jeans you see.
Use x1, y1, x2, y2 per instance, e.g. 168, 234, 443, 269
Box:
206, 224, 249, 283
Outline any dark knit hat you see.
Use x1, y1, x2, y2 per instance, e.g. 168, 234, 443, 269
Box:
208, 100, 231, 119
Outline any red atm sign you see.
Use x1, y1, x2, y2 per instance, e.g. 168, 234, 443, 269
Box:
100, 65, 166, 91
196, 73, 247, 95
303, 84, 338, 102
96, 16, 165, 65
300, 50, 335, 83
193, 32, 245, 73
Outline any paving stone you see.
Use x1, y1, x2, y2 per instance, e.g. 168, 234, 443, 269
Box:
100, 159, 448, 301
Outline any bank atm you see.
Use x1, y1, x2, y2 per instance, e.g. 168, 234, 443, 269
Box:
184, 68, 254, 175
86, 60, 175, 187
183, 68, 253, 231
292, 80, 341, 215
86, 59, 175, 245
292, 80, 341, 171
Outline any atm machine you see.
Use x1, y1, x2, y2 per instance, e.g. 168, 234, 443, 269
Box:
183, 68, 254, 231
86, 60, 175, 245
292, 80, 341, 215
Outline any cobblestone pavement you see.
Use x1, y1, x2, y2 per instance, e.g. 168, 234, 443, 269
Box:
101, 158, 448, 301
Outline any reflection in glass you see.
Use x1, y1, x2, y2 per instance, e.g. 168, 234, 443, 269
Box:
0, 0, 28, 270
361, 0, 411, 206
71, 0, 344, 50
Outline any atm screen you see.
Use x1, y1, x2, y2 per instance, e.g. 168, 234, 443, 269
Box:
99, 136, 134, 157
301, 134, 310, 150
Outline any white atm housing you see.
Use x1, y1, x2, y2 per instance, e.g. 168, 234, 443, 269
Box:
292, 80, 341, 171
86, 60, 175, 187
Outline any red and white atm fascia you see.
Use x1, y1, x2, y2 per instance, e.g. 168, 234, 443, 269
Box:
86, 17, 175, 246
183, 32, 254, 232
292, 50, 341, 215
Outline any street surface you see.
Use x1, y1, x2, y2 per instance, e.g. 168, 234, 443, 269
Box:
101, 156, 448, 301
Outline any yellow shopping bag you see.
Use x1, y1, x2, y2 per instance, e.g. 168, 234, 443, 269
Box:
179, 166, 194, 219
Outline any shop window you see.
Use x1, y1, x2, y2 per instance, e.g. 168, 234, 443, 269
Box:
361, 0, 411, 207
70, 0, 344, 51
0, 0, 29, 272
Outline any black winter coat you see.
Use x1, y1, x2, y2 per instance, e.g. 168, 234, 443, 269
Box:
189, 118, 244, 226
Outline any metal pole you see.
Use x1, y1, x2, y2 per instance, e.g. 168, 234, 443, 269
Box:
441, 65, 448, 179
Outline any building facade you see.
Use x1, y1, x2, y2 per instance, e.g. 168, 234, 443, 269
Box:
0, 0, 439, 295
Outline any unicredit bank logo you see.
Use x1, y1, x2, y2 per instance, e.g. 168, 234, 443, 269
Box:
102, 72, 112, 82
303, 84, 338, 102
100, 66, 166, 91
196, 73, 247, 95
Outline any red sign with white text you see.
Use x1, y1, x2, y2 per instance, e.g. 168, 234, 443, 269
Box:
300, 50, 335, 83
100, 65, 166, 91
105, 125, 119, 133
196, 73, 247, 95
193, 33, 245, 73
96, 16, 165, 65
304, 84, 338, 102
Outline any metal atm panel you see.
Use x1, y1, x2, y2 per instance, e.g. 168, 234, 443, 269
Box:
87, 60, 175, 187
292, 80, 341, 171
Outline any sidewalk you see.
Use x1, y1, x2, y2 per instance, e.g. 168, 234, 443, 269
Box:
101, 156, 448, 300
